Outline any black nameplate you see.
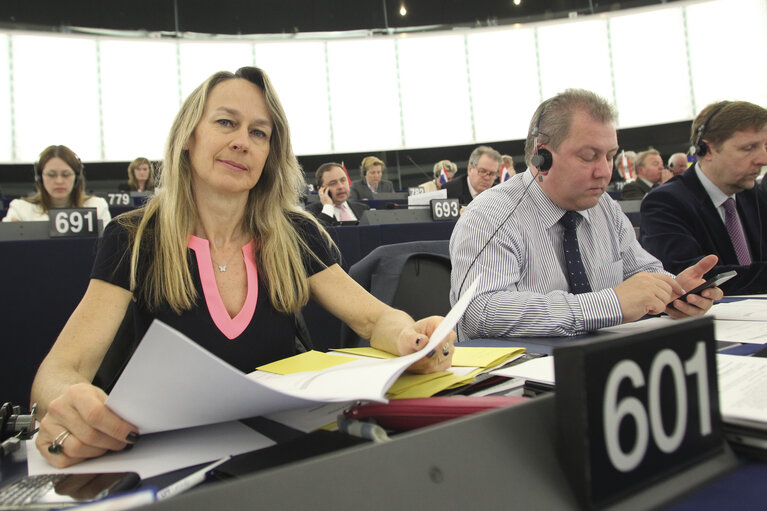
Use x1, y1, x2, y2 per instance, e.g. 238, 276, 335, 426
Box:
430, 198, 460, 221
554, 317, 722, 509
108, 192, 131, 205
49, 208, 99, 237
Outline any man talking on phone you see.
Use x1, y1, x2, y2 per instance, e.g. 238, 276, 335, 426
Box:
641, 101, 767, 295
306, 162, 370, 226
449, 89, 722, 339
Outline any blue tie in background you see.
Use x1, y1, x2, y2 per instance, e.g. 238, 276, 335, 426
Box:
560, 211, 592, 294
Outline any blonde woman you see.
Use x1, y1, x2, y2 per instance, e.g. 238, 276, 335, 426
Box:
3, 145, 111, 224
419, 159, 457, 193
122, 157, 155, 192
31, 67, 455, 468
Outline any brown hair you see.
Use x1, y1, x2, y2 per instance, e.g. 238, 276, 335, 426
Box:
28, 145, 89, 212
127, 157, 155, 191
691, 101, 767, 152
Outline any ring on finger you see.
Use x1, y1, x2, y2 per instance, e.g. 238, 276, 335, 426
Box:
48, 429, 72, 455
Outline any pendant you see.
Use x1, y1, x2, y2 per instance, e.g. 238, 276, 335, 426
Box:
218, 265, 227, 272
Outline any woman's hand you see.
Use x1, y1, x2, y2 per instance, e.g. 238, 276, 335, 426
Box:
35, 383, 138, 468
396, 315, 456, 374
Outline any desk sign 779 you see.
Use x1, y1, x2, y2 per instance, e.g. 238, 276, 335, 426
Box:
554, 317, 723, 509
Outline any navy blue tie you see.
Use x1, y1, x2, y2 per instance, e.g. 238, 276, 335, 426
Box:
560, 211, 592, 294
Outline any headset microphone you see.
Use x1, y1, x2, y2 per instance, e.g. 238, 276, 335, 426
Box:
692, 102, 729, 157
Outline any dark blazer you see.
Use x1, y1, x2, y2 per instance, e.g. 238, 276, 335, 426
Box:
348, 179, 395, 200
640, 166, 767, 294
621, 178, 654, 200
444, 175, 474, 205
305, 200, 370, 226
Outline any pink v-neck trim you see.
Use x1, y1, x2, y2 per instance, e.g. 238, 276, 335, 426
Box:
188, 236, 258, 340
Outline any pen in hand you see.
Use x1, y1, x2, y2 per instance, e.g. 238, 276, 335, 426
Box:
156, 456, 232, 500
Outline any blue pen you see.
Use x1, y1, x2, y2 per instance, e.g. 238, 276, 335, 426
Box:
156, 456, 232, 500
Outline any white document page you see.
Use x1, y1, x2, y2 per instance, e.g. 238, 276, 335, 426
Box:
490, 356, 555, 385
713, 319, 767, 344
407, 188, 447, 206
710, 300, 767, 321
106, 278, 479, 434
717, 354, 767, 428
27, 421, 272, 478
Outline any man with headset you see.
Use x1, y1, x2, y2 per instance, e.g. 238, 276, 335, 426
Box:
449, 89, 721, 339
641, 101, 767, 295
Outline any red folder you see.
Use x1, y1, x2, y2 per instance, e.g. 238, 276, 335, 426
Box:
343, 396, 528, 431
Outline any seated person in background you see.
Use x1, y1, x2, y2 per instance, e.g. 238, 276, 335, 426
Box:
418, 159, 457, 193
450, 88, 720, 339
620, 148, 663, 200
31, 67, 454, 469
610, 150, 636, 184
348, 156, 395, 200
499, 154, 516, 183
306, 162, 370, 225
2, 145, 111, 224
119, 157, 155, 192
641, 100, 767, 295
445, 145, 501, 206
667, 152, 689, 177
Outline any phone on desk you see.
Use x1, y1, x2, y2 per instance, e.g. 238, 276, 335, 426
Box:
0, 472, 140, 509
675, 270, 737, 304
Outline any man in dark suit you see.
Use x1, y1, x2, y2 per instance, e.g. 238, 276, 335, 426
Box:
348, 156, 395, 200
306, 162, 370, 226
620, 148, 663, 200
445, 145, 501, 206
641, 100, 767, 295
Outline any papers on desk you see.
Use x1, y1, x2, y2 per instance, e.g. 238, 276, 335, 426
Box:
717, 354, 767, 455
709, 299, 767, 344
490, 356, 555, 385
105, 277, 479, 434
27, 421, 273, 478
717, 354, 767, 429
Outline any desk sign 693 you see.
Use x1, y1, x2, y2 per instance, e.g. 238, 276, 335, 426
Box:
48, 208, 99, 237
554, 317, 722, 509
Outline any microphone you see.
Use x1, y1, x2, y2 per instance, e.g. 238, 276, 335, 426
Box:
406, 155, 434, 181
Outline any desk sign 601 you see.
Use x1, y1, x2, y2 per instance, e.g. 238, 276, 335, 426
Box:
48, 208, 99, 237
554, 317, 723, 509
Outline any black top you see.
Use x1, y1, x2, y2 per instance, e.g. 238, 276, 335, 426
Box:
91, 213, 339, 372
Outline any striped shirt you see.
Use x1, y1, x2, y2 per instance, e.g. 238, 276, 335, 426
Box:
449, 170, 667, 339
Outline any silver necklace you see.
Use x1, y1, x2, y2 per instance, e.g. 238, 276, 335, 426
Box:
213, 248, 240, 272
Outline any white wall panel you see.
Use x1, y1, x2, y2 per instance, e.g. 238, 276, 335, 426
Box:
326, 38, 401, 152
99, 39, 179, 160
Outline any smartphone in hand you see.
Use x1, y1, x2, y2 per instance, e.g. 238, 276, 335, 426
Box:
675, 270, 737, 303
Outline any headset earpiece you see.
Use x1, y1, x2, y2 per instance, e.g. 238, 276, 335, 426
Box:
530, 147, 553, 172
530, 100, 554, 174
692, 102, 729, 158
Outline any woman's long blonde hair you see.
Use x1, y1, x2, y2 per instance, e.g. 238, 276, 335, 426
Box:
121, 67, 329, 314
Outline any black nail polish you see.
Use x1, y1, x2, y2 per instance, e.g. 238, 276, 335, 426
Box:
126, 432, 140, 443
123, 443, 134, 451
427, 349, 436, 358
415, 337, 423, 346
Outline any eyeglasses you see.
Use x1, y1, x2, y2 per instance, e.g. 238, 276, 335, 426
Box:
474, 167, 498, 179
43, 171, 76, 180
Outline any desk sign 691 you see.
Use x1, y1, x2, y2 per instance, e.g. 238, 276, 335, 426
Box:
554, 317, 722, 509
48, 208, 99, 237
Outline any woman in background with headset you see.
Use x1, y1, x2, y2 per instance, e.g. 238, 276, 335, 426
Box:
348, 156, 395, 200
119, 157, 155, 192
2, 145, 111, 223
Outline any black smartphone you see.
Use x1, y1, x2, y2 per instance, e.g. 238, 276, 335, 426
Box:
676, 270, 737, 303
327, 189, 333, 200
0, 472, 140, 509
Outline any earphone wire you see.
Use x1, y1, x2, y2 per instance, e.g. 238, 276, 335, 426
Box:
456, 166, 542, 299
